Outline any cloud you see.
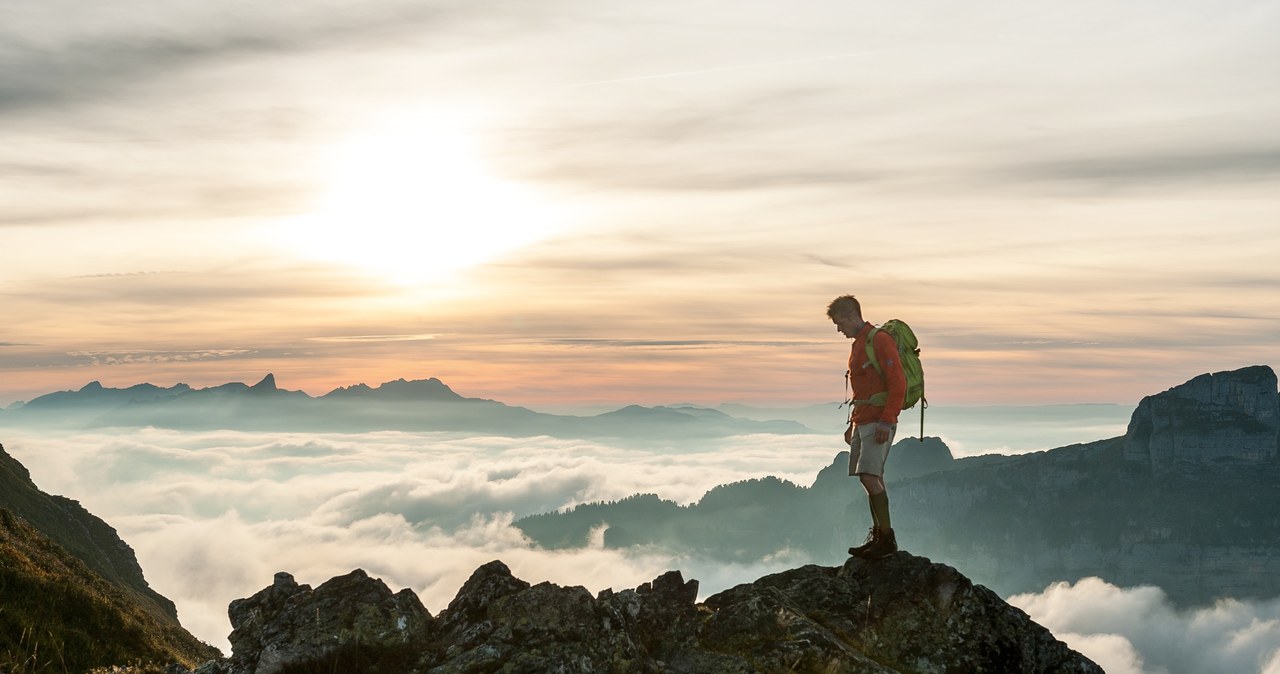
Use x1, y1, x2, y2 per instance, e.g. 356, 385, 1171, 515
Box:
20, 267, 376, 306
545, 338, 825, 349
123, 508, 809, 655
495, 86, 894, 193
0, 1, 506, 114
8, 425, 1277, 668
1011, 577, 1280, 674
0, 2, 574, 231
1265, 650, 1280, 674
2, 427, 837, 652
307, 334, 440, 343
66, 349, 257, 367
1004, 148, 1280, 188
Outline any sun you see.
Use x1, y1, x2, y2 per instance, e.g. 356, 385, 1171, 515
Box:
279, 109, 560, 285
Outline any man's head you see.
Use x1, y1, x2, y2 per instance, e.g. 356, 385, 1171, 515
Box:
827, 294, 865, 338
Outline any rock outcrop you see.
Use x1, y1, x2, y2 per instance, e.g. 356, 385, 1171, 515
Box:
1124, 365, 1279, 472
206, 569, 431, 674
195, 555, 1101, 674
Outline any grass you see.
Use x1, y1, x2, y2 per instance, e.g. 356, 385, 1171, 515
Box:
0, 508, 218, 673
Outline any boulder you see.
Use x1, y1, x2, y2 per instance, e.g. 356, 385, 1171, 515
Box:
204, 569, 432, 674
705, 554, 1100, 674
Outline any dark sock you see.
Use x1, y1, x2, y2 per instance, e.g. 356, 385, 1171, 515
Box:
869, 491, 891, 531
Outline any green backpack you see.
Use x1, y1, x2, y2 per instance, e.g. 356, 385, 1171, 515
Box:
864, 319, 927, 438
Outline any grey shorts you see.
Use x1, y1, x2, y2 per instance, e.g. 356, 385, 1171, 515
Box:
848, 423, 896, 477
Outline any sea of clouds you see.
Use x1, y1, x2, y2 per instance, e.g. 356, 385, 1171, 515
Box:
5, 427, 1279, 673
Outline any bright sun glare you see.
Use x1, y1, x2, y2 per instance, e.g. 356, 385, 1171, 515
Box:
280, 110, 560, 285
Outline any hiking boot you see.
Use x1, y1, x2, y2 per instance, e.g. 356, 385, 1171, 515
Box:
848, 527, 879, 557
860, 527, 898, 559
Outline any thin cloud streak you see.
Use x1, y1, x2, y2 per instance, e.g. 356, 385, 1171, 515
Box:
308, 334, 440, 343
559, 50, 890, 89
545, 338, 826, 349
65, 349, 257, 367
0, 1, 505, 113
1006, 148, 1280, 186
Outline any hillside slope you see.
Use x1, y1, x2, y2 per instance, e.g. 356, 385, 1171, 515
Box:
0, 508, 218, 671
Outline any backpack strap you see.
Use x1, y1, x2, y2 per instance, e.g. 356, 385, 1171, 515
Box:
842, 366, 888, 419
864, 326, 885, 380
859, 328, 890, 408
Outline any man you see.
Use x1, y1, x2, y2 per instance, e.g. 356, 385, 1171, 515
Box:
827, 294, 907, 559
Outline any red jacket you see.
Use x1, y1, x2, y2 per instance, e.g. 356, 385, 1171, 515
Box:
848, 322, 907, 426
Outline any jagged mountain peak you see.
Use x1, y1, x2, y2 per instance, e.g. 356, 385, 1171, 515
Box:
250, 373, 277, 391
201, 375, 301, 396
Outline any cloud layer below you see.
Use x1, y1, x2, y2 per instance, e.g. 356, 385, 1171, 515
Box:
1011, 578, 1280, 674
4, 426, 1278, 674
6, 428, 834, 651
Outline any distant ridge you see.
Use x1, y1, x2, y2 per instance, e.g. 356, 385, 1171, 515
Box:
21, 380, 192, 410
321, 377, 465, 401
0, 375, 810, 439
15, 375, 476, 409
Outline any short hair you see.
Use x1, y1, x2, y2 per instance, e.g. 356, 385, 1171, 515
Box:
826, 295, 861, 320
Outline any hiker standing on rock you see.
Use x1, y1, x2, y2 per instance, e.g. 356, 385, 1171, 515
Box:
828, 295, 907, 559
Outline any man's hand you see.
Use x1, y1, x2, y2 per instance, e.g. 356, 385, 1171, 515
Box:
874, 421, 892, 445
843, 423, 853, 445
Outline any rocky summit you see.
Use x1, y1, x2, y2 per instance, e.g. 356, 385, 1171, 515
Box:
193, 554, 1100, 674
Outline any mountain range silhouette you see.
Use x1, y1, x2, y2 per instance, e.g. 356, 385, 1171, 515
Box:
0, 374, 807, 439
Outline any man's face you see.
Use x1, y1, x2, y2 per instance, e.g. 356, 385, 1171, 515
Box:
832, 312, 864, 338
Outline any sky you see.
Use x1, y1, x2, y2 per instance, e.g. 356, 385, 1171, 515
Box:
6, 427, 1280, 673
3, 0, 1280, 409
4, 6, 1279, 669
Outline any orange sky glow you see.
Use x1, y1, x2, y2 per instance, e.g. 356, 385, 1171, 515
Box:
2, 2, 1278, 410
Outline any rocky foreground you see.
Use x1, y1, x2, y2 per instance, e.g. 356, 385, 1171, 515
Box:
193, 553, 1101, 674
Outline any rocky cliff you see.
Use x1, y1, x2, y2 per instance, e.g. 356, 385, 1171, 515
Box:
1123, 364, 1279, 471
193, 554, 1101, 674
